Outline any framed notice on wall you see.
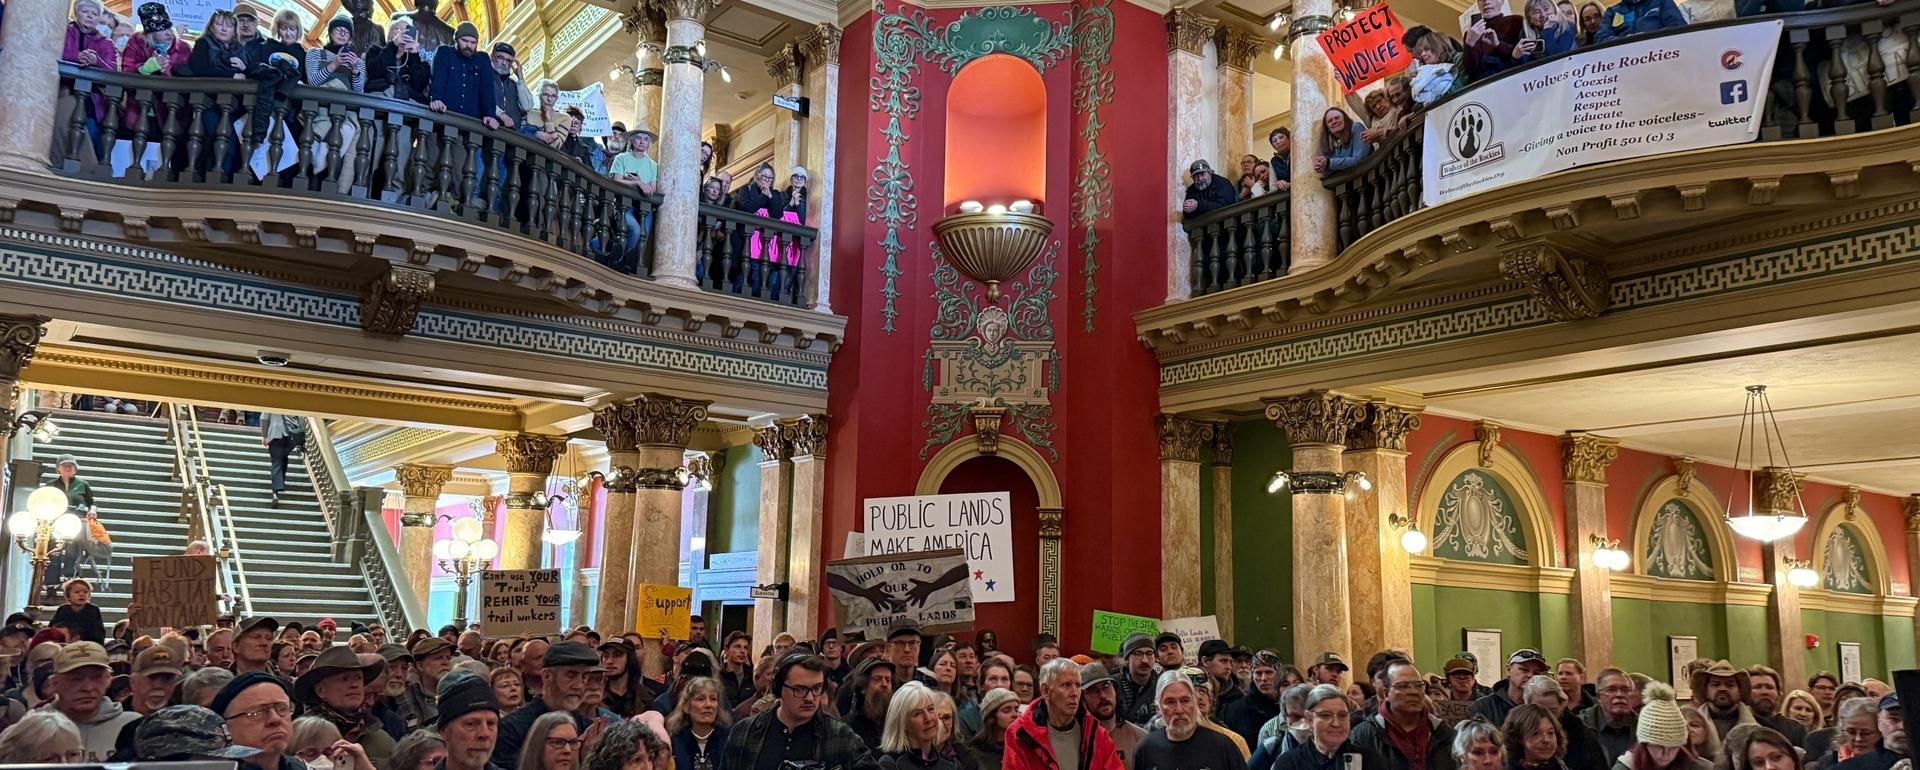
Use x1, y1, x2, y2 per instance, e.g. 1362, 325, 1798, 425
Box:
1464, 628, 1502, 688
1839, 642, 1863, 684
1669, 636, 1699, 699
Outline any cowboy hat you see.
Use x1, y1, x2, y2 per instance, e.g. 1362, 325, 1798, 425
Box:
1688, 659, 1750, 701
294, 646, 386, 704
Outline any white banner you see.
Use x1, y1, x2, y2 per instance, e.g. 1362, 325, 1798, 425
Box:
1423, 20, 1782, 206
826, 549, 976, 639
863, 492, 1015, 603
556, 83, 612, 138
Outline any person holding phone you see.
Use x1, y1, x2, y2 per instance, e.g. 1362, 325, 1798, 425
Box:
367, 19, 431, 104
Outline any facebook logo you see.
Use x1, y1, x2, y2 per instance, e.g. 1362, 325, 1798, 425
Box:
1720, 81, 1749, 104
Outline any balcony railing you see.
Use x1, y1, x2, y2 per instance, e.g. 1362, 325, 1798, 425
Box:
51, 64, 817, 307
1185, 192, 1292, 296
1184, 0, 1920, 298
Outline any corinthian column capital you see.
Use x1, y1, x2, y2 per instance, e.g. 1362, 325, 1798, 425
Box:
1262, 391, 1367, 447
1165, 8, 1219, 55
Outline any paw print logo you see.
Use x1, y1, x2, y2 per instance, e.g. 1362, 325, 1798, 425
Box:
1449, 103, 1495, 160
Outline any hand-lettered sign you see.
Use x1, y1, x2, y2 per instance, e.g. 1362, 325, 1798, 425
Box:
1318, 3, 1413, 94
862, 493, 1014, 602
131, 555, 218, 630
637, 584, 692, 640
826, 549, 975, 639
479, 569, 561, 637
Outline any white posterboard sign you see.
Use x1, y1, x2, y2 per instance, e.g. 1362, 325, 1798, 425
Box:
863, 492, 1015, 603
168, 0, 231, 35
556, 83, 612, 138
1422, 20, 1783, 206
1159, 615, 1222, 659
1465, 628, 1503, 688
1669, 635, 1699, 699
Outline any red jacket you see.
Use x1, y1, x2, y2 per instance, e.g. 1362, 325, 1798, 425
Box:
1005, 700, 1126, 770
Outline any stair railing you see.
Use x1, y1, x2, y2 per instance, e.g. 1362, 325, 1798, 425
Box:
303, 418, 422, 633
166, 404, 256, 617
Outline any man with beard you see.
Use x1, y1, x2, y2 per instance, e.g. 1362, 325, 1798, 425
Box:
214, 673, 300, 770
1468, 649, 1547, 726
377, 645, 422, 731
1351, 661, 1456, 770
1129, 671, 1240, 770
1836, 693, 1907, 770
293, 647, 395, 766
1309, 652, 1350, 687
841, 658, 893, 749
688, 615, 710, 650
1006, 659, 1125, 770
405, 635, 454, 729
1224, 651, 1283, 746
126, 644, 183, 716
1114, 633, 1161, 727
232, 618, 276, 675
488, 44, 530, 128
404, 0, 457, 58
438, 670, 503, 770
492, 641, 597, 766
1689, 660, 1756, 741
1081, 662, 1148, 766
1578, 668, 1638, 763
1746, 665, 1807, 746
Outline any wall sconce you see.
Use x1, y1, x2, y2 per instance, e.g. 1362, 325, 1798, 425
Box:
1388, 513, 1426, 554
1589, 534, 1630, 571
1265, 470, 1371, 497
932, 202, 1052, 302
1786, 558, 1819, 588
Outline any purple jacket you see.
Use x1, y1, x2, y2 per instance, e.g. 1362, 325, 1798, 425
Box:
62, 22, 116, 68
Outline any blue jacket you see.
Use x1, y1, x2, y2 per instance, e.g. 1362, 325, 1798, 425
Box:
1517, 24, 1579, 62
1593, 0, 1686, 42
1323, 127, 1372, 174
672, 725, 731, 770
429, 44, 497, 119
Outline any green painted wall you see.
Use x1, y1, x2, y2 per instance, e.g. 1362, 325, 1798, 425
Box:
1610, 598, 1732, 676
1800, 609, 1917, 681
1409, 585, 1569, 669
1727, 605, 1771, 669
705, 444, 764, 554
1229, 421, 1293, 658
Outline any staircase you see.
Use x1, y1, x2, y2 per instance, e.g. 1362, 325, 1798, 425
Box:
26, 409, 379, 627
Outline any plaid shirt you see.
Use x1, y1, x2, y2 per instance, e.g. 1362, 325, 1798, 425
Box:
722, 708, 880, 770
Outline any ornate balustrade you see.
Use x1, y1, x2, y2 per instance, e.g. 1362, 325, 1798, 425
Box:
51, 64, 818, 307
1183, 192, 1292, 296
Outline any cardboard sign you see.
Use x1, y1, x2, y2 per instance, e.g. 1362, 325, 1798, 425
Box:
555, 83, 613, 138
1317, 3, 1413, 94
862, 492, 1014, 602
1159, 615, 1222, 659
131, 555, 218, 630
826, 548, 975, 639
478, 569, 561, 637
1090, 610, 1162, 655
637, 583, 692, 639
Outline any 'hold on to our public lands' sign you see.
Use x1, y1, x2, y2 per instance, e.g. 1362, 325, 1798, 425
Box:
480, 569, 561, 637
862, 492, 1014, 603
826, 548, 975, 639
1317, 3, 1412, 94
131, 555, 218, 629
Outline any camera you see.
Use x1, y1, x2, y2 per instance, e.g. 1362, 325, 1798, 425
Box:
255, 350, 291, 367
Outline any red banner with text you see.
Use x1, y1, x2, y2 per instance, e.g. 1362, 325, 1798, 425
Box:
1318, 3, 1413, 94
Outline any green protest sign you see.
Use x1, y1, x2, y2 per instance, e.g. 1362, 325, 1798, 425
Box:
1090, 609, 1161, 654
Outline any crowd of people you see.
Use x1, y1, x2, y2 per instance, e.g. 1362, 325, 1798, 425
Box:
0, 596, 1903, 770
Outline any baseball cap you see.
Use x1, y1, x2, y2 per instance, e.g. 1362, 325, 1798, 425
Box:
1231, 645, 1253, 661
1190, 159, 1213, 175
377, 644, 414, 664
1444, 657, 1477, 675
1154, 631, 1183, 648
1079, 662, 1115, 691
1881, 692, 1901, 711
1508, 648, 1548, 668
134, 645, 184, 677
1198, 639, 1231, 659
236, 617, 278, 638
134, 705, 263, 761
54, 641, 110, 674
1313, 652, 1349, 671
886, 620, 921, 641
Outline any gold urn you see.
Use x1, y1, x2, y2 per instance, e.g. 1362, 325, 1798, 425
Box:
931, 211, 1054, 301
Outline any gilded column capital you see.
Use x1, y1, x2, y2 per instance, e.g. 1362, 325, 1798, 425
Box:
495, 433, 568, 475
0, 314, 48, 381
765, 43, 802, 86
1262, 391, 1366, 447
394, 464, 453, 499
781, 414, 829, 459
632, 393, 711, 447
1211, 423, 1234, 466
648, 0, 718, 23
1906, 495, 1920, 533
621, 4, 665, 41
1165, 8, 1218, 55
593, 400, 643, 453
1215, 27, 1263, 72
1347, 402, 1424, 452
1752, 467, 1805, 515
752, 423, 792, 463
1561, 432, 1620, 484
1156, 415, 1213, 462
686, 452, 719, 483
1038, 507, 1064, 539
1474, 421, 1503, 467
1675, 456, 1697, 495
797, 23, 842, 69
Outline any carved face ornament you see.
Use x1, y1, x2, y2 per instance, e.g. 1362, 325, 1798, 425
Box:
976, 306, 1010, 355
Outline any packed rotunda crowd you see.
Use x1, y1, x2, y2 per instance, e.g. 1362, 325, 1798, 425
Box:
0, 581, 1905, 770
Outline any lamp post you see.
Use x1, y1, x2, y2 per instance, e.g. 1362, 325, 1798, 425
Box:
433, 516, 498, 629
8, 486, 82, 605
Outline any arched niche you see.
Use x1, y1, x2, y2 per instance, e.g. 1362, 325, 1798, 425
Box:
943, 53, 1048, 209
1415, 442, 1559, 568
1811, 503, 1891, 596
917, 434, 1063, 637
1632, 475, 1738, 582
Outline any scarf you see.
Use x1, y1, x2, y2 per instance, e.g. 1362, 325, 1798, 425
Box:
1380, 703, 1433, 770
305, 699, 371, 741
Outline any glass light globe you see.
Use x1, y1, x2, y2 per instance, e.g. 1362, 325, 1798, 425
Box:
1401, 529, 1428, 554
1727, 513, 1806, 542
1265, 471, 1290, 495
452, 516, 483, 543
1788, 566, 1819, 588
959, 201, 984, 215
52, 513, 82, 542
1353, 472, 1373, 492
27, 487, 67, 519
1010, 200, 1035, 214
7, 511, 34, 538
433, 540, 452, 561
472, 539, 499, 561
447, 539, 470, 560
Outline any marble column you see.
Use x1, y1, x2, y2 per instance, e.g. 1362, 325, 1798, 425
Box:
1286, 9, 1341, 272
0, 0, 63, 171
569, 474, 601, 626
1158, 415, 1212, 618
784, 414, 828, 641
393, 464, 453, 611
765, 44, 803, 175
1215, 28, 1261, 171
496, 435, 568, 570
1562, 432, 1620, 668
622, 7, 667, 134
593, 401, 644, 633
1264, 392, 1366, 671
1907, 496, 1920, 648
648, 0, 721, 290
1164, 9, 1218, 303
630, 394, 710, 676
797, 24, 841, 314
1344, 402, 1422, 658
750, 423, 793, 643
1757, 467, 1809, 687
1210, 425, 1236, 641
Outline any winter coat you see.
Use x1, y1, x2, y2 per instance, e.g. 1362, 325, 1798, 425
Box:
721, 707, 880, 770
1592, 0, 1687, 43
428, 45, 497, 119
1004, 700, 1125, 770
122, 35, 190, 75
366, 44, 432, 104
1350, 711, 1459, 770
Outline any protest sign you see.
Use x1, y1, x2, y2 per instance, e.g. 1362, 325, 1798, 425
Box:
637, 583, 693, 639
1318, 4, 1412, 93
478, 569, 560, 637
826, 549, 974, 639
1090, 610, 1162, 655
131, 555, 217, 629
556, 83, 613, 138
169, 0, 230, 35
1423, 20, 1782, 205
863, 492, 1013, 602
1159, 615, 1222, 659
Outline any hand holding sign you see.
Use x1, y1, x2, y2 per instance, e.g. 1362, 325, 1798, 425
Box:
1317, 3, 1413, 94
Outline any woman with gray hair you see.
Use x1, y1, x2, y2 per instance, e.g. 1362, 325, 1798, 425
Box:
1524, 674, 1609, 770
1272, 685, 1387, 770
875, 681, 959, 770
0, 710, 84, 764
1455, 718, 1505, 770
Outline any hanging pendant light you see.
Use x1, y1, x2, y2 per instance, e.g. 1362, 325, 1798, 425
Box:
1723, 385, 1809, 542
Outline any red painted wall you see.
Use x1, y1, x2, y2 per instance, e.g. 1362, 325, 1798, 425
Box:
822, 1, 1170, 654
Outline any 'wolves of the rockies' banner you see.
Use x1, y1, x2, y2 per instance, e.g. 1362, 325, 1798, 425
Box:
1423, 20, 1782, 206
826, 548, 975, 639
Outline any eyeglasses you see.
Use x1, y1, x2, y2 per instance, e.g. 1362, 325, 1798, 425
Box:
545, 738, 585, 749
783, 683, 826, 698
228, 702, 293, 721
1388, 682, 1426, 691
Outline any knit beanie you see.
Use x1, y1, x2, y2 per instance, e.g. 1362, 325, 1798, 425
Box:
455, 21, 478, 41
436, 669, 498, 730
1637, 681, 1689, 748
979, 687, 1019, 716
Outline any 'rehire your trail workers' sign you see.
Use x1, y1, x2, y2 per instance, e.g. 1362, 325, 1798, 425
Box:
1318, 3, 1412, 94
480, 569, 562, 637
862, 492, 1014, 603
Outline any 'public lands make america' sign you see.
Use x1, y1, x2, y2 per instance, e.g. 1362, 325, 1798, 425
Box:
862, 492, 1015, 603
